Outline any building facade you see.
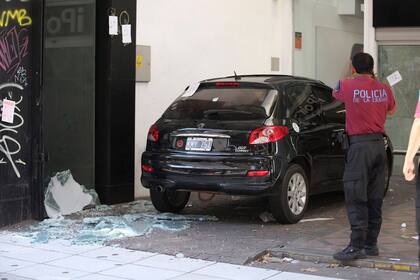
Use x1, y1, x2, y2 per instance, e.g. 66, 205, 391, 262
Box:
134, 0, 364, 196
0, 0, 136, 227
3, 0, 416, 226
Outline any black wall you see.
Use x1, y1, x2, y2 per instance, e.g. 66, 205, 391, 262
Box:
373, 0, 420, 27
95, 0, 136, 204
0, 0, 43, 227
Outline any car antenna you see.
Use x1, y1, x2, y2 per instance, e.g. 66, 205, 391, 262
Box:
234, 71, 241, 81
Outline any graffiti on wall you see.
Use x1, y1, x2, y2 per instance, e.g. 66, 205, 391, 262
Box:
0, 1, 31, 179
0, 9, 32, 27
0, 26, 29, 80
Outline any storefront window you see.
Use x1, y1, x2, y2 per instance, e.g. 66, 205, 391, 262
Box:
378, 45, 420, 174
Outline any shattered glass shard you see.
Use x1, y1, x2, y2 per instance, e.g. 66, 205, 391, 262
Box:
44, 170, 99, 218
56, 170, 71, 185
18, 200, 218, 245
153, 220, 190, 231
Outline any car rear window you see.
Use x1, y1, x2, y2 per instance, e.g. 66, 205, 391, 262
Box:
163, 86, 278, 120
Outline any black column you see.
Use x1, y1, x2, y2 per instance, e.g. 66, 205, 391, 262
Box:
95, 0, 136, 204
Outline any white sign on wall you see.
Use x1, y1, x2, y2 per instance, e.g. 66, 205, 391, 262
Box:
122, 24, 132, 44
109, 16, 118, 35
1, 99, 16, 124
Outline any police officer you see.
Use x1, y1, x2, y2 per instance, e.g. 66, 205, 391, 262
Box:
332, 53, 396, 261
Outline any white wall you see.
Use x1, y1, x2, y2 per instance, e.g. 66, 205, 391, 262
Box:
135, 0, 293, 197
293, 0, 364, 86
363, 0, 377, 72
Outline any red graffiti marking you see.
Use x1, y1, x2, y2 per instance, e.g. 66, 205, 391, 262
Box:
0, 27, 29, 79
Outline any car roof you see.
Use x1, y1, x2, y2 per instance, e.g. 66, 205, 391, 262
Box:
201, 74, 330, 88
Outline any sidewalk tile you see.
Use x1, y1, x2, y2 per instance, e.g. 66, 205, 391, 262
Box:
47, 255, 121, 273
0, 243, 28, 254
2, 247, 71, 263
0, 234, 32, 246
12, 264, 88, 280
33, 240, 102, 254
193, 263, 280, 280
134, 254, 215, 272
76, 273, 130, 280
0, 272, 33, 280
81, 247, 157, 263
0, 256, 34, 273
100, 264, 184, 280
170, 273, 231, 280
266, 272, 345, 280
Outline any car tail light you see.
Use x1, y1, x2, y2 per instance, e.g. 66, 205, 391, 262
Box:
247, 170, 270, 177
249, 126, 289, 145
148, 124, 159, 142
142, 165, 154, 173
215, 82, 240, 87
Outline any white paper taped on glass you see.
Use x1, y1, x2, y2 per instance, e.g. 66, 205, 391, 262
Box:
386, 71, 402, 87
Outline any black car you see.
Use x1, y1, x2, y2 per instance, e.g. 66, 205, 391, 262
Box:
141, 75, 393, 224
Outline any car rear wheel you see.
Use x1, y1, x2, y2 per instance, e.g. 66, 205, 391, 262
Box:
150, 188, 191, 213
269, 164, 309, 224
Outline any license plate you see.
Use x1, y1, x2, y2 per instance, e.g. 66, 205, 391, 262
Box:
185, 137, 213, 151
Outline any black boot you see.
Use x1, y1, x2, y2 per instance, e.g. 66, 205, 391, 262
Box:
333, 245, 366, 261
364, 244, 379, 256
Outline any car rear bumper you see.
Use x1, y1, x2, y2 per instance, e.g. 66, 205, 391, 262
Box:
141, 151, 285, 195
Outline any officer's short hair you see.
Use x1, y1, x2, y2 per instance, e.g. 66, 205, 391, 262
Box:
352, 53, 374, 75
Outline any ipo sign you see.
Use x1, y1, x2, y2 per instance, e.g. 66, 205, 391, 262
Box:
45, 0, 94, 37
44, 0, 94, 47
46, 6, 87, 36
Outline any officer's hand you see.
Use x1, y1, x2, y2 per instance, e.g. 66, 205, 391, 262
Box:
403, 160, 416, 181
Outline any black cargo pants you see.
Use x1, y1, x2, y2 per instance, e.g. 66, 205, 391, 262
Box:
343, 133, 386, 249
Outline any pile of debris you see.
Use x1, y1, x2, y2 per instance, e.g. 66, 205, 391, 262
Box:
14, 170, 219, 245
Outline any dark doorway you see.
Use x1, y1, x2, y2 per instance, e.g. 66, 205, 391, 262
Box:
42, 0, 96, 188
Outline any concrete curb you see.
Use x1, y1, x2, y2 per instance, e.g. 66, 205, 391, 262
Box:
273, 249, 419, 273
244, 249, 272, 265
258, 248, 418, 273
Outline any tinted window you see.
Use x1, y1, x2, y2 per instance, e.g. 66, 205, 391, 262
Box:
312, 86, 345, 124
286, 84, 322, 126
163, 87, 278, 120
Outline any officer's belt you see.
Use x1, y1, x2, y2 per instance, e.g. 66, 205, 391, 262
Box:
349, 133, 383, 144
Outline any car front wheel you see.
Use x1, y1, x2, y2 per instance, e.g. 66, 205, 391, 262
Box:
150, 188, 191, 213
269, 164, 309, 224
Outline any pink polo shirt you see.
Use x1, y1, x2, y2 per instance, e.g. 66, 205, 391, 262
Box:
333, 75, 396, 136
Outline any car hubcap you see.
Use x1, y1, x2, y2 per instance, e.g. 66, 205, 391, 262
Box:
287, 173, 307, 215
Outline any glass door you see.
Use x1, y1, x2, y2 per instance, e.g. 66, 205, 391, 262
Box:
378, 45, 420, 174
42, 0, 96, 187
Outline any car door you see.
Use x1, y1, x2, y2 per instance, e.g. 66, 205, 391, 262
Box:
286, 83, 331, 191
312, 85, 346, 189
